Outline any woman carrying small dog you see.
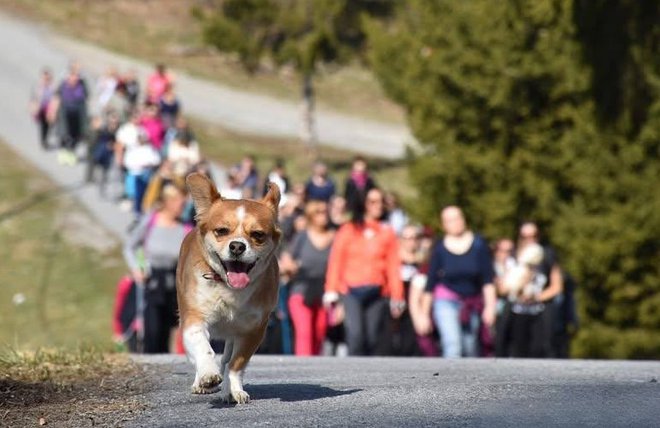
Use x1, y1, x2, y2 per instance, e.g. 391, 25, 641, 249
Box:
506, 222, 563, 358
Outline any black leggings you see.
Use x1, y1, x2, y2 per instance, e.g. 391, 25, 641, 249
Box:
390, 310, 419, 356
143, 268, 179, 353
37, 111, 50, 148
143, 289, 178, 353
495, 300, 513, 357
62, 109, 83, 150
510, 307, 554, 358
343, 287, 389, 356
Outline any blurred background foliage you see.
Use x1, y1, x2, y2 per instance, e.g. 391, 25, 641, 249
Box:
196, 0, 393, 75
199, 0, 659, 358
196, 0, 395, 151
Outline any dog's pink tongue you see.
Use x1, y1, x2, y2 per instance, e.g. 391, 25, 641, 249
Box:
227, 272, 250, 289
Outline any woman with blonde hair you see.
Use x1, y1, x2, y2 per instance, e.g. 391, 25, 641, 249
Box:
280, 200, 335, 355
123, 183, 192, 353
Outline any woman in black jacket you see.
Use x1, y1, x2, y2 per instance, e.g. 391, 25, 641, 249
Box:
344, 156, 376, 215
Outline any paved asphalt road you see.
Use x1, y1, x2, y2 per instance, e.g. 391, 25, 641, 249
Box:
130, 355, 660, 427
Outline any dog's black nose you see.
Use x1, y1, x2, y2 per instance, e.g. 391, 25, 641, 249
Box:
229, 241, 246, 256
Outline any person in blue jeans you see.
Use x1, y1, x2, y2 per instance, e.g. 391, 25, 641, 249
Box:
123, 130, 161, 219
423, 206, 497, 358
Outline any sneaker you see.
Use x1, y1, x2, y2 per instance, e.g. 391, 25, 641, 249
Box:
57, 149, 67, 164
66, 150, 78, 166
118, 199, 133, 213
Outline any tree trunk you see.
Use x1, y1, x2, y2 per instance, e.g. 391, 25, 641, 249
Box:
300, 73, 317, 158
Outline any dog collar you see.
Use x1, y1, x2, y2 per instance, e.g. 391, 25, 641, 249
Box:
202, 272, 223, 283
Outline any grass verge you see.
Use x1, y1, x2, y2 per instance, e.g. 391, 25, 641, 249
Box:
0, 347, 146, 427
0, 0, 404, 124
0, 140, 126, 349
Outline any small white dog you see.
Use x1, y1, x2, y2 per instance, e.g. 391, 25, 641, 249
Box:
503, 243, 544, 300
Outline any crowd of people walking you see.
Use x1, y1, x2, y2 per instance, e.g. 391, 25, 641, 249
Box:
31, 61, 577, 358
272, 166, 576, 359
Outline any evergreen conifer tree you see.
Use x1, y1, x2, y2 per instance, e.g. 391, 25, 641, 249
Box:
366, 0, 660, 358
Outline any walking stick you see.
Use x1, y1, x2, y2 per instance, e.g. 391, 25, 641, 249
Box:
135, 279, 146, 353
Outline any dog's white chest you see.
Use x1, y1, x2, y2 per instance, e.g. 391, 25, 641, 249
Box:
195, 278, 264, 335
195, 280, 231, 316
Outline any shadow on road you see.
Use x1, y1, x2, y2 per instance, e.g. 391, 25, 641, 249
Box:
210, 383, 362, 407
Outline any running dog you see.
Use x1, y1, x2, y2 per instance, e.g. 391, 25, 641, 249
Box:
176, 173, 281, 403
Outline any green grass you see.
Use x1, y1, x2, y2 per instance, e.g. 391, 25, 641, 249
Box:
0, 142, 126, 350
0, 0, 404, 124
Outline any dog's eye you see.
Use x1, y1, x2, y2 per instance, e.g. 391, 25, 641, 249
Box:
214, 227, 230, 237
250, 231, 266, 242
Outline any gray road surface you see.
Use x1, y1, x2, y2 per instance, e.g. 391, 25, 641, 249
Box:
130, 355, 660, 427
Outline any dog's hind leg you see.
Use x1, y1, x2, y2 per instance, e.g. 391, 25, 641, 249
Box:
220, 339, 233, 383
183, 323, 221, 394
220, 323, 267, 404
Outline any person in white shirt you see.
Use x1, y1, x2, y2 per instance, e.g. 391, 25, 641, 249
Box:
385, 192, 409, 236
167, 130, 200, 178
124, 130, 161, 218
114, 112, 144, 202
220, 166, 244, 200
116, 112, 142, 151
95, 67, 119, 114
263, 159, 289, 207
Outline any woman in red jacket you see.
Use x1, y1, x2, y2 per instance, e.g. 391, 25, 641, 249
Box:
324, 187, 405, 355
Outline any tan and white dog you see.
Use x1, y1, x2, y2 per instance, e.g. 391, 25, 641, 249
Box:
176, 173, 281, 403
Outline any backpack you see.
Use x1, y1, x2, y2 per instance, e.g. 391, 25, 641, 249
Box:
112, 275, 138, 347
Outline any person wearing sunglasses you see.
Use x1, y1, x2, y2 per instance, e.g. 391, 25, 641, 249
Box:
324, 188, 405, 356
508, 222, 563, 358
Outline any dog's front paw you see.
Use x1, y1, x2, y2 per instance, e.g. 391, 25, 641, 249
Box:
233, 390, 250, 404
221, 389, 250, 404
191, 382, 220, 394
191, 372, 222, 394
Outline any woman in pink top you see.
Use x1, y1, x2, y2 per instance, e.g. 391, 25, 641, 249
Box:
139, 103, 165, 151
146, 63, 172, 103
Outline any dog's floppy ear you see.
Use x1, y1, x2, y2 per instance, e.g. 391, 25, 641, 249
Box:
261, 182, 281, 212
186, 173, 222, 218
